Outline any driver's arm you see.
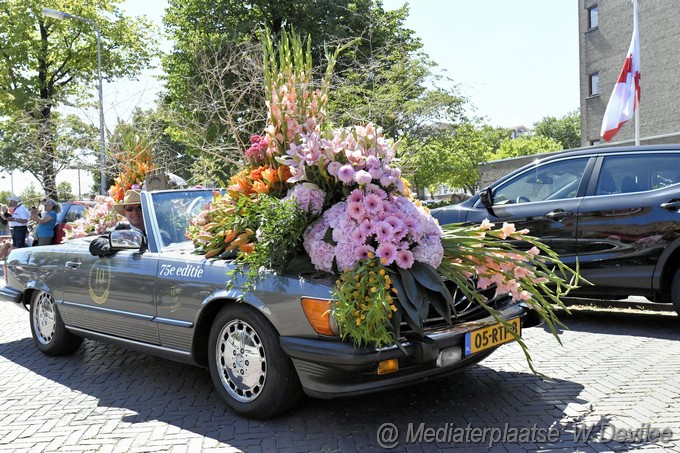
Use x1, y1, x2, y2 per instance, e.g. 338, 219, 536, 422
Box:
89, 235, 114, 257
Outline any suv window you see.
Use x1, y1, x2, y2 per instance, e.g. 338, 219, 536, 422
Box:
65, 204, 87, 222
596, 153, 680, 195
494, 158, 589, 204
56, 203, 89, 224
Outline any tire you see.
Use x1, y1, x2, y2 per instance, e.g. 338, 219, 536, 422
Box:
208, 304, 302, 418
29, 290, 83, 356
671, 268, 680, 317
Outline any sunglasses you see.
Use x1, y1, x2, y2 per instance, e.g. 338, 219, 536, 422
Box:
124, 206, 142, 213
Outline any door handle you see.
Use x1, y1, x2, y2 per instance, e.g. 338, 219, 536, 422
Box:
660, 200, 680, 210
545, 210, 574, 220
65, 261, 81, 269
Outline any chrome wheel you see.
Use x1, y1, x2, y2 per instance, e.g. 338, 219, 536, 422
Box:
208, 304, 301, 418
29, 290, 82, 356
32, 291, 56, 345
215, 318, 267, 403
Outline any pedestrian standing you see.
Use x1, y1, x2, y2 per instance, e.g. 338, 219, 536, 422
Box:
0, 205, 9, 236
31, 198, 61, 246
7, 196, 29, 248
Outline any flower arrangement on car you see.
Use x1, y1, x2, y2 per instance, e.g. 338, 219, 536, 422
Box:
186, 29, 581, 363
62, 144, 154, 241
62, 195, 120, 241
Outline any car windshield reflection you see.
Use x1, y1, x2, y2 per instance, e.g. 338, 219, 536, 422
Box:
152, 190, 216, 248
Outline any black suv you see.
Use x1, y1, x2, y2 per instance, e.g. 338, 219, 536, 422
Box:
433, 145, 680, 315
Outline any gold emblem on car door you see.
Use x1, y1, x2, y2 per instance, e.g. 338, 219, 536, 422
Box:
88, 258, 111, 305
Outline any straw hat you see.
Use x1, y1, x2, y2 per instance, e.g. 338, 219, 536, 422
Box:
113, 190, 142, 216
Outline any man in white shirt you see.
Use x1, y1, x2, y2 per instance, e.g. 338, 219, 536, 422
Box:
7, 196, 30, 248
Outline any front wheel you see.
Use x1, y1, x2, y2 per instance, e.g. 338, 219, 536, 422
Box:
208, 304, 302, 418
29, 290, 83, 356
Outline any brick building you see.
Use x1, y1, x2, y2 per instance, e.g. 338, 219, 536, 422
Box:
579, 0, 680, 146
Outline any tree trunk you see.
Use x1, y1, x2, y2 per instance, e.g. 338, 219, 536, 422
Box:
37, 104, 57, 201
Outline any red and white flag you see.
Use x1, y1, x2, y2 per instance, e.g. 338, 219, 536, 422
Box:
601, 0, 640, 142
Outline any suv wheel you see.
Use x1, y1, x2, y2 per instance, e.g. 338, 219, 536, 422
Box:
671, 268, 680, 317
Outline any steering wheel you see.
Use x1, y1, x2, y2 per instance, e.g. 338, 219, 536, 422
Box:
187, 196, 207, 217
516, 196, 531, 203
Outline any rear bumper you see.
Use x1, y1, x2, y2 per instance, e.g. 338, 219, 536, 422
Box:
281, 301, 540, 399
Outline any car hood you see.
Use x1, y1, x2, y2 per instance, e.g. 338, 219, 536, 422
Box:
432, 197, 478, 225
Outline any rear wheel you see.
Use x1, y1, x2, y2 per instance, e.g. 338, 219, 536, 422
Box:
208, 304, 302, 418
671, 269, 680, 317
29, 290, 83, 356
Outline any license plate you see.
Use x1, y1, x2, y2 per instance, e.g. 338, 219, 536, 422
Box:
464, 317, 521, 355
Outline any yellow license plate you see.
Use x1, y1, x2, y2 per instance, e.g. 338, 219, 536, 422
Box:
464, 317, 521, 355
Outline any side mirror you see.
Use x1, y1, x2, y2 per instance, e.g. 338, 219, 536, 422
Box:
110, 229, 145, 250
479, 187, 494, 208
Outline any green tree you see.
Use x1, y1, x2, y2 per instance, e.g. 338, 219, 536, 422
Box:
494, 135, 562, 161
161, 0, 469, 182
401, 124, 510, 197
0, 191, 11, 206
20, 184, 42, 209
533, 110, 580, 149
105, 108, 191, 192
444, 124, 511, 195
2, 112, 97, 200
326, 4, 467, 140
0, 0, 158, 199
56, 181, 75, 201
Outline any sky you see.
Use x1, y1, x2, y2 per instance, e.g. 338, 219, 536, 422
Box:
8, 0, 580, 196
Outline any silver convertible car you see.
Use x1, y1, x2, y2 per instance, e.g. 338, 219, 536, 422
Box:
0, 189, 541, 418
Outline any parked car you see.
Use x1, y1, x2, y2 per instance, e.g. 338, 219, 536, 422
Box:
53, 200, 96, 245
0, 188, 541, 418
433, 144, 680, 315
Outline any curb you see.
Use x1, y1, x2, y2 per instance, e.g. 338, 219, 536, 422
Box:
561, 296, 677, 313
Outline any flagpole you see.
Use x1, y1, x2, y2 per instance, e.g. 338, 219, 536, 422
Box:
635, 106, 640, 146
600, 0, 641, 144
634, 0, 640, 146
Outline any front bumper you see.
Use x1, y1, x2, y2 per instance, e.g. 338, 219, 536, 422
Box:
280, 301, 540, 398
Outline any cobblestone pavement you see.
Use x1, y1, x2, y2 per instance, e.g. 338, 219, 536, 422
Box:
1, 301, 679, 453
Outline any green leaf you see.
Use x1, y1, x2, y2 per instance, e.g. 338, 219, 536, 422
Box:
388, 306, 402, 343
323, 226, 337, 245
410, 261, 453, 305
397, 267, 422, 311
423, 287, 451, 323
282, 253, 316, 275
390, 272, 423, 336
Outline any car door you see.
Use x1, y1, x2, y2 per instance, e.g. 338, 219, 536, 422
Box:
470, 156, 593, 265
59, 245, 160, 344
576, 152, 680, 290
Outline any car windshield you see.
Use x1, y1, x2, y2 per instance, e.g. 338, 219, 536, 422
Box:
151, 190, 216, 246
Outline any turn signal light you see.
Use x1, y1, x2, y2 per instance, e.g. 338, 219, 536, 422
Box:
301, 297, 336, 336
377, 359, 399, 375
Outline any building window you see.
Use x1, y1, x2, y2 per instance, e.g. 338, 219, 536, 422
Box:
588, 6, 599, 29
589, 72, 600, 96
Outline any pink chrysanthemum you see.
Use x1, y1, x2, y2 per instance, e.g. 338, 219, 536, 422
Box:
395, 249, 415, 269
376, 243, 397, 266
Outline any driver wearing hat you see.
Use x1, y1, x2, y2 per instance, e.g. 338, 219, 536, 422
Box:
113, 189, 145, 233
89, 189, 145, 257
